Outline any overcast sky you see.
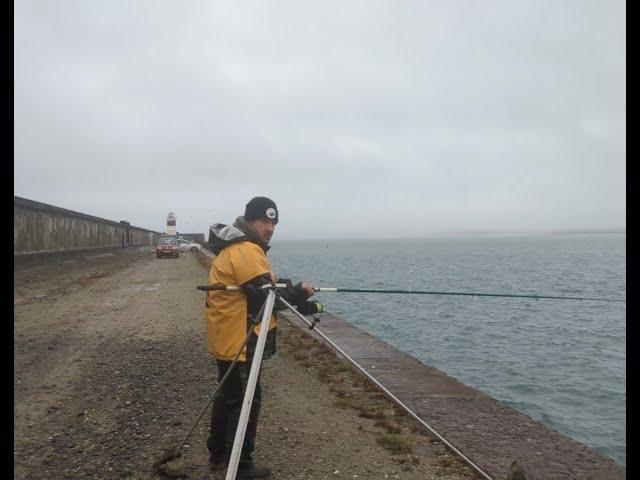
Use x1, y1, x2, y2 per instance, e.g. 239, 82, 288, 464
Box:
14, 1, 625, 240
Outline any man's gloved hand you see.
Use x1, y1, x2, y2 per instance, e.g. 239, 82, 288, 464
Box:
296, 281, 315, 298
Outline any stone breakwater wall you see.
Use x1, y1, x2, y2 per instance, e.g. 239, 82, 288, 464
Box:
14, 196, 161, 257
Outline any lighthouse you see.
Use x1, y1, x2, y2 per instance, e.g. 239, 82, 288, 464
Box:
166, 211, 177, 236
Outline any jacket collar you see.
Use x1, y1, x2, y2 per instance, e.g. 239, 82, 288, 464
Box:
208, 216, 270, 254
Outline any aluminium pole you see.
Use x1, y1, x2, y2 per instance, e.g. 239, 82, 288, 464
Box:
225, 289, 277, 480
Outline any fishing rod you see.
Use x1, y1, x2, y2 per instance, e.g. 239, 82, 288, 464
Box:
312, 287, 624, 303
196, 284, 623, 303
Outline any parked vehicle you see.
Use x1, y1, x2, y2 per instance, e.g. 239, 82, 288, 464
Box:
156, 236, 180, 258
177, 238, 199, 252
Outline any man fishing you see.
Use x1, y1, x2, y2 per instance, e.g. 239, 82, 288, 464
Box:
205, 196, 323, 478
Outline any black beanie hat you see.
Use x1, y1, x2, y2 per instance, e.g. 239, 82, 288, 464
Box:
244, 196, 278, 224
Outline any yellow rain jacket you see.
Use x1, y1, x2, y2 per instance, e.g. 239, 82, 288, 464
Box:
206, 240, 277, 362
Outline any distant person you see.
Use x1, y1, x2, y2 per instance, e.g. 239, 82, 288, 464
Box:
205, 196, 323, 478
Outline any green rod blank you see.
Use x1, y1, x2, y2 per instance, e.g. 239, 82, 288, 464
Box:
313, 287, 624, 303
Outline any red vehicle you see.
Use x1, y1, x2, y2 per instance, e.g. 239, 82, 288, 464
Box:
156, 236, 180, 258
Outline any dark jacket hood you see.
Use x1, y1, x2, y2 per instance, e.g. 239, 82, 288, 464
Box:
208, 216, 270, 255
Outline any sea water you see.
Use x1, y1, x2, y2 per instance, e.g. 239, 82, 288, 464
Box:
269, 233, 626, 466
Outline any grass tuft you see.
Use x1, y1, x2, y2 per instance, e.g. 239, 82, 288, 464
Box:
393, 406, 408, 417
374, 419, 402, 434
329, 386, 350, 397
334, 397, 362, 410
358, 408, 388, 419
375, 434, 413, 454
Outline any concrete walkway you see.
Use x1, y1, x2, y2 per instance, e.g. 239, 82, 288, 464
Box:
279, 309, 625, 480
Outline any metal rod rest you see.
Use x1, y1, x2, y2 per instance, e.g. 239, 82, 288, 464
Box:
277, 296, 494, 480
225, 290, 277, 480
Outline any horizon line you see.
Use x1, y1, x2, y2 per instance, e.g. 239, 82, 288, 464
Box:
271, 227, 626, 242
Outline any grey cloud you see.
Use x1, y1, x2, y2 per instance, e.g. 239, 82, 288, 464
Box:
14, 0, 625, 239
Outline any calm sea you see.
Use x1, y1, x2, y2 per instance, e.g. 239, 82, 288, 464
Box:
268, 233, 626, 466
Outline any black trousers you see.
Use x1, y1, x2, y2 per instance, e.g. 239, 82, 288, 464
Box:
207, 358, 262, 463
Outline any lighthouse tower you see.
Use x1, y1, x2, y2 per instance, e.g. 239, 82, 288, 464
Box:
166, 211, 177, 236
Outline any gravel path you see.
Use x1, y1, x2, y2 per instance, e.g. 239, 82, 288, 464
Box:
14, 247, 477, 480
